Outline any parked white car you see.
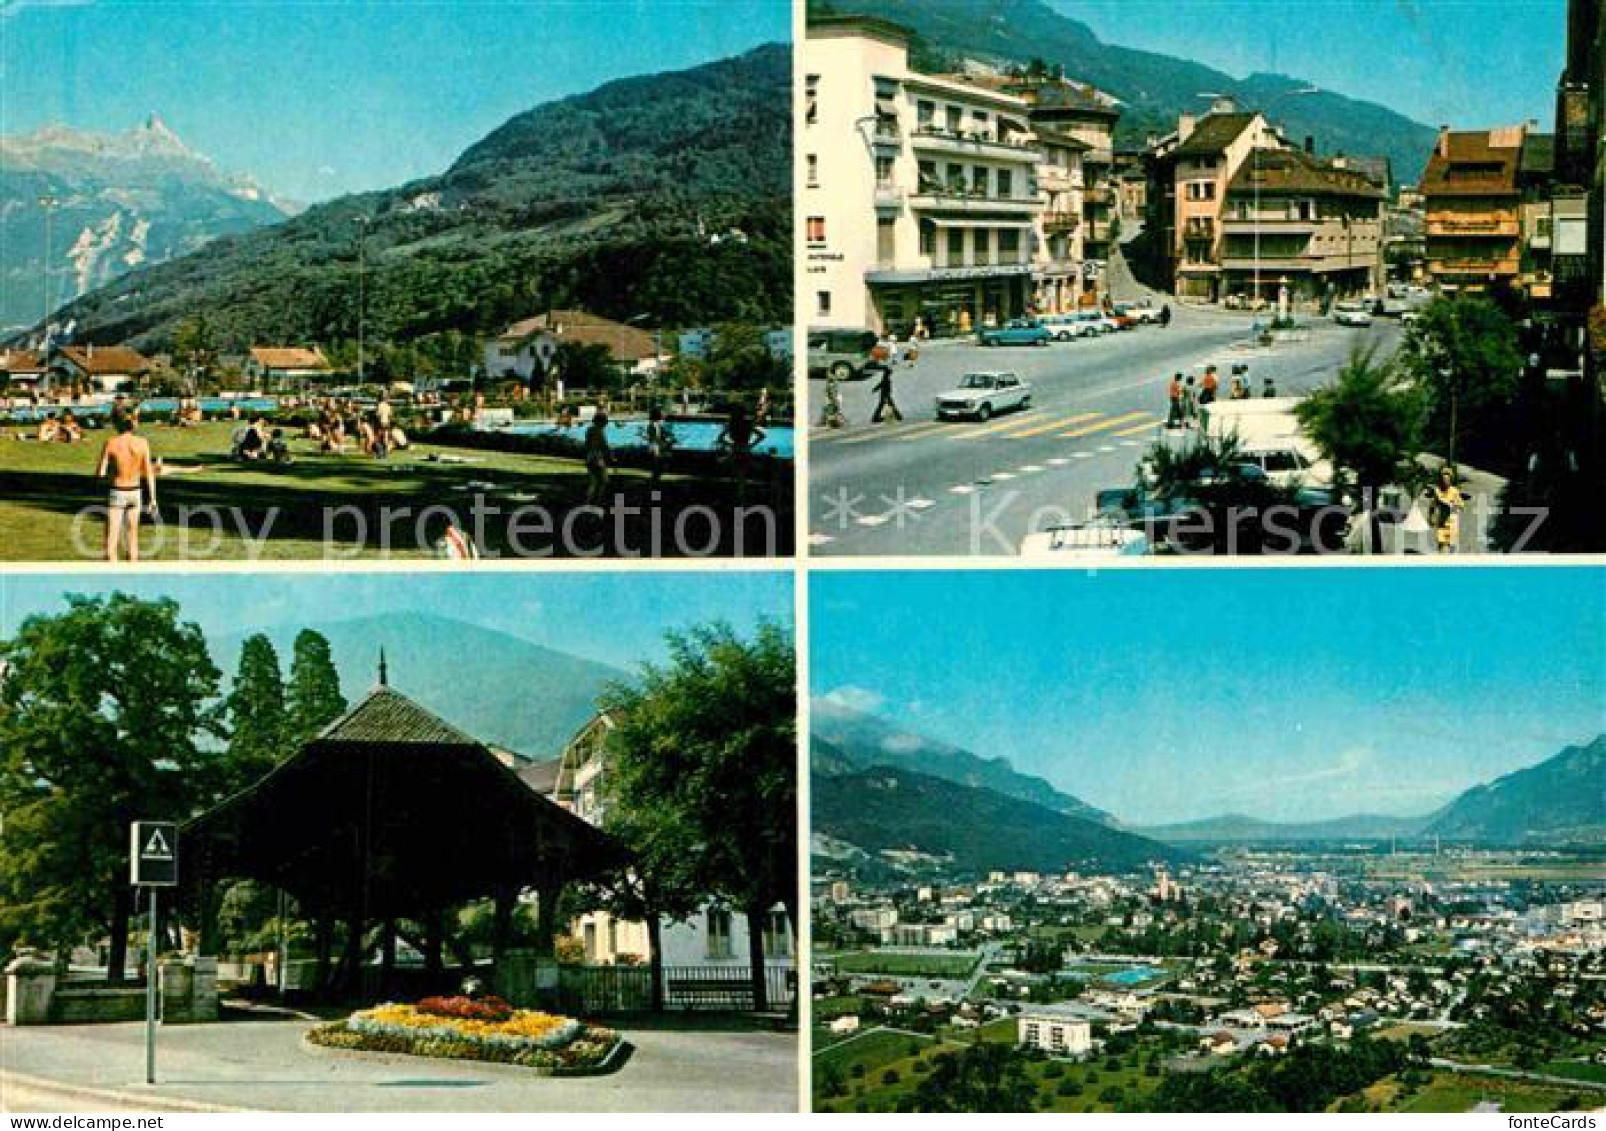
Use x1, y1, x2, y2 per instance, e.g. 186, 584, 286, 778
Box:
1020, 517, 1150, 559
1333, 302, 1374, 327
1041, 313, 1100, 341
934, 371, 1032, 421
1237, 439, 1335, 490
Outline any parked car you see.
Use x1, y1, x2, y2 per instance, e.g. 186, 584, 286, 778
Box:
978, 319, 1052, 347
1333, 302, 1374, 327
807, 328, 890, 380
934, 371, 1032, 421
1115, 301, 1164, 325
1041, 313, 1099, 341
1236, 439, 1335, 490
1076, 311, 1121, 335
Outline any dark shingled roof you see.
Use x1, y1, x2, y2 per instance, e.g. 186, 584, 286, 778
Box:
1174, 112, 1258, 158
1229, 148, 1387, 200
1421, 129, 1523, 197
316, 685, 482, 747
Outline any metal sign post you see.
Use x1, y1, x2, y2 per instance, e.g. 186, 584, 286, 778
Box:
130, 821, 178, 1087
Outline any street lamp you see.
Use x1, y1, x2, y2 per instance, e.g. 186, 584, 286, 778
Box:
1199, 87, 1320, 309
38, 194, 59, 341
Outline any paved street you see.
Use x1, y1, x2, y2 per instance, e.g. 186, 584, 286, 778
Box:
0, 1017, 798, 1113
809, 303, 1404, 556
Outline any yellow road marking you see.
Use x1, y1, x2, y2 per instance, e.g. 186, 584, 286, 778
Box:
996, 411, 1101, 440
1059, 411, 1153, 438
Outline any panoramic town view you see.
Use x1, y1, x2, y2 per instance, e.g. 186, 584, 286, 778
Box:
810, 568, 1606, 1113
804, 0, 1604, 556
0, 572, 797, 1111
0, 2, 794, 559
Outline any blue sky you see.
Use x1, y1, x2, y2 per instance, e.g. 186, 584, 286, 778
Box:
1065, 0, 1566, 129
811, 568, 1606, 825
0, 569, 794, 671
0, 0, 791, 202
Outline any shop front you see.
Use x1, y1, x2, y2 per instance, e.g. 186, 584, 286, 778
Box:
867, 264, 1033, 338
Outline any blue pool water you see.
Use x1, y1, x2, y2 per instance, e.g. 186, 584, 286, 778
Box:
1065, 966, 1165, 985
4, 397, 279, 422
495, 419, 794, 459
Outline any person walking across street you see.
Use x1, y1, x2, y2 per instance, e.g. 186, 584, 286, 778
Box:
1165, 373, 1184, 429
1181, 376, 1199, 430
871, 366, 903, 424
1200, 365, 1219, 406
1262, 376, 1278, 398
1158, 303, 1172, 327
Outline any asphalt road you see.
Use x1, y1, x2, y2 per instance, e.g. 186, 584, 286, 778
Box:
808, 305, 1404, 556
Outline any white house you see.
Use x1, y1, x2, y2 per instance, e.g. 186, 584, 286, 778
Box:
532, 712, 794, 992
483, 310, 662, 384
245, 346, 332, 386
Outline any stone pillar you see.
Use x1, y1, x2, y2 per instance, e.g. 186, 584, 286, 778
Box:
5, 955, 57, 1025
159, 955, 219, 1024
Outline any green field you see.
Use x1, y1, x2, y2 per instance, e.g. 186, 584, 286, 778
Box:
1384, 1072, 1589, 1113
827, 950, 982, 979
1539, 1059, 1606, 1085
813, 1027, 940, 1078
0, 420, 788, 559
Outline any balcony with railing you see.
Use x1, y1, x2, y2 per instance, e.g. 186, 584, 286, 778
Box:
910, 181, 1041, 216
1429, 253, 1521, 276
874, 183, 904, 212
1042, 210, 1080, 233
1035, 166, 1079, 193
1221, 214, 1320, 234
1425, 213, 1519, 238
1183, 217, 1216, 242
911, 124, 1040, 162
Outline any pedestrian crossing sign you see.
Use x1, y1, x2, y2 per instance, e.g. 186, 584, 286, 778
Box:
130, 820, 178, 886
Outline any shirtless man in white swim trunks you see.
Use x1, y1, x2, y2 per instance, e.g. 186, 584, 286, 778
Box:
95, 414, 157, 561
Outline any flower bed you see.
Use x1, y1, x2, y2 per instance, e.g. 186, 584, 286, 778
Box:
307, 999, 621, 1073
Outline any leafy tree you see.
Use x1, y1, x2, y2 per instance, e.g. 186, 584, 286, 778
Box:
172, 315, 218, 389
286, 630, 346, 746
913, 1043, 1038, 1112
1141, 431, 1312, 554
0, 595, 223, 980
1295, 344, 1425, 552
552, 341, 623, 393
223, 634, 291, 792
1399, 295, 1522, 464
599, 620, 796, 1012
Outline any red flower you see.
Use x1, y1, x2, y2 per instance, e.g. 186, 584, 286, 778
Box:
416, 995, 514, 1023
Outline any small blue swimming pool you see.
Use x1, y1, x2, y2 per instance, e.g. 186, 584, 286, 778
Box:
493, 419, 794, 459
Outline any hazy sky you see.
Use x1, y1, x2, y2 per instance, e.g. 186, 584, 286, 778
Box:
0, 0, 791, 202
1065, 0, 1567, 129
812, 568, 1606, 826
0, 569, 794, 672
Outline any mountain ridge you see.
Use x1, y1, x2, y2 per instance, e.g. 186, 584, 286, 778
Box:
813, 0, 1438, 182
210, 611, 626, 759
29, 45, 792, 352
813, 763, 1184, 874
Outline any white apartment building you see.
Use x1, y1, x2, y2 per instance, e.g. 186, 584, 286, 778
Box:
803, 16, 1042, 337
1018, 1009, 1094, 1056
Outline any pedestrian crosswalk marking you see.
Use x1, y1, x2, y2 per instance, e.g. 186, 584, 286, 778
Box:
947, 410, 1044, 440
807, 533, 835, 546
1072, 451, 1094, 459
992, 411, 1100, 440
1110, 420, 1160, 438
1047, 457, 1070, 466
856, 515, 890, 527
949, 485, 976, 495
991, 471, 1017, 481
1058, 411, 1153, 439
891, 422, 958, 442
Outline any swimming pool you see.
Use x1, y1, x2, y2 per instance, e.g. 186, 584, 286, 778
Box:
492, 419, 795, 459
4, 397, 280, 422
1064, 965, 1166, 985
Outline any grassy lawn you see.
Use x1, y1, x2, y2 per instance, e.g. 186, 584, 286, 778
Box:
0, 421, 792, 559
1373, 1023, 1445, 1042
812, 1027, 938, 1079
1539, 1058, 1606, 1085
1385, 1071, 1586, 1113
828, 950, 982, 979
